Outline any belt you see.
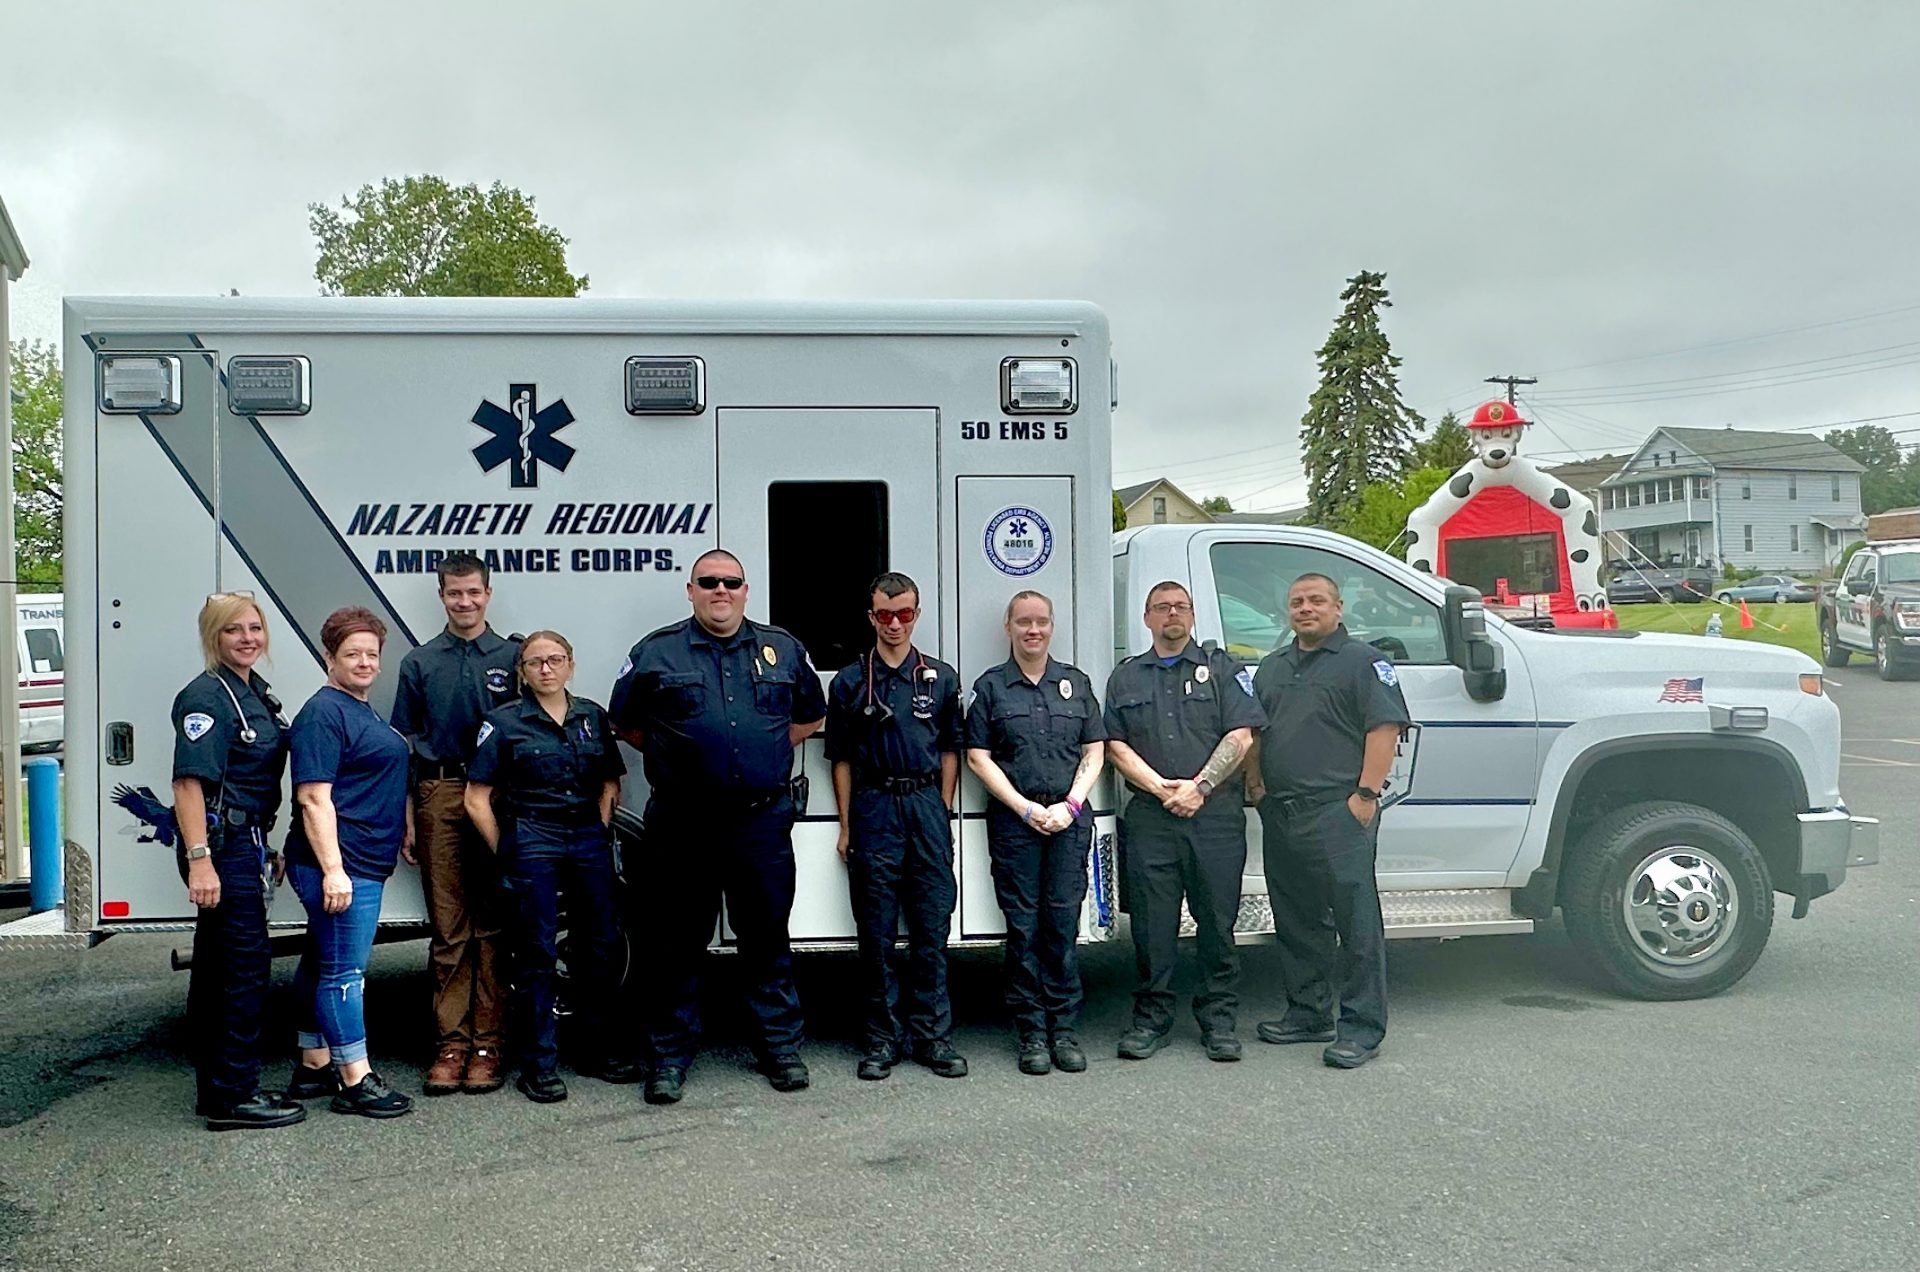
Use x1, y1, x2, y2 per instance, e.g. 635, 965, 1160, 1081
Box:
856, 773, 939, 794
416, 758, 467, 781
1268, 790, 1351, 818
214, 806, 274, 831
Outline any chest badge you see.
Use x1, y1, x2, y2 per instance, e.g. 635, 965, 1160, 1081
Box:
1059, 679, 1073, 700
485, 666, 512, 694
762, 645, 778, 668
1195, 665, 1210, 684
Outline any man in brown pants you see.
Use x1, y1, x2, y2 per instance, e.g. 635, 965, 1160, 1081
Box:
393, 553, 521, 1095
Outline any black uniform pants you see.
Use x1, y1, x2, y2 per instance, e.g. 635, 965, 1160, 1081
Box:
1122, 801, 1247, 1035
188, 826, 270, 1108
642, 796, 804, 1066
987, 805, 1090, 1039
848, 785, 957, 1047
499, 820, 621, 1075
1259, 794, 1388, 1048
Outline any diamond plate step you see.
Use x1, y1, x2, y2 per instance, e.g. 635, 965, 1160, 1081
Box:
1177, 888, 1533, 941
0, 907, 106, 951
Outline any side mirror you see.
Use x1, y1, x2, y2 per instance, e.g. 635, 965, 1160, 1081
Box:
1846, 580, 1871, 596
1441, 585, 1507, 702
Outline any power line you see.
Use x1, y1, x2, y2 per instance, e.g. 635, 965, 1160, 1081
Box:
1485, 374, 1536, 405
1532, 339, 1920, 397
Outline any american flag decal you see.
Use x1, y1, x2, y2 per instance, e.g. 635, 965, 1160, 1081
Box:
1658, 677, 1705, 703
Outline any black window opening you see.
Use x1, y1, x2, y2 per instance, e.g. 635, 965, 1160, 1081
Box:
1445, 532, 1563, 598
24, 628, 63, 674
766, 481, 889, 676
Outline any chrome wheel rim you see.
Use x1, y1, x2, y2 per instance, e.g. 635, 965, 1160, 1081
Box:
1623, 846, 1738, 965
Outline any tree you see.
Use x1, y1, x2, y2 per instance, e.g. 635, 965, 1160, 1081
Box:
1331, 467, 1451, 556
1299, 270, 1422, 525
9, 339, 62, 589
1200, 495, 1234, 515
1410, 410, 1472, 472
1112, 490, 1127, 533
310, 176, 589, 297
1827, 423, 1919, 514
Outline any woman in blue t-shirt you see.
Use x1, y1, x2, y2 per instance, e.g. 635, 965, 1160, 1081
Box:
284, 607, 414, 1119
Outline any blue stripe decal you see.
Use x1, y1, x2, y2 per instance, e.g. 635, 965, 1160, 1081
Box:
1398, 797, 1535, 806
1416, 720, 1576, 729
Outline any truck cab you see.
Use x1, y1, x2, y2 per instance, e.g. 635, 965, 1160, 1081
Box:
1821, 540, 1920, 679
1116, 523, 1879, 999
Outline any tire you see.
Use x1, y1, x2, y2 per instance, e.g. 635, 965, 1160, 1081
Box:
1875, 627, 1912, 681
1561, 800, 1774, 1000
1821, 619, 1852, 667
1714, 592, 1733, 604
1774, 591, 1788, 604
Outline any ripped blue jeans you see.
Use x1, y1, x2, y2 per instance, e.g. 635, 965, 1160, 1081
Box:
288, 861, 386, 1068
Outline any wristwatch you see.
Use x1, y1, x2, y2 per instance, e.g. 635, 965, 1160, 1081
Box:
1196, 778, 1215, 798
184, 844, 212, 861
1354, 785, 1381, 802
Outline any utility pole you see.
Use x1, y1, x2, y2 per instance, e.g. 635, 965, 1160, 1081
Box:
1485, 373, 1536, 405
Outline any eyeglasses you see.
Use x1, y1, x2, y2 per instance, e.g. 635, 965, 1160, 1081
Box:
1147, 601, 1193, 616
870, 607, 919, 627
521, 654, 572, 671
694, 575, 746, 591
205, 589, 258, 603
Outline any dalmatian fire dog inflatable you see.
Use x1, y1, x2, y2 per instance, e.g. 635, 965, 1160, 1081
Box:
1404, 399, 1613, 626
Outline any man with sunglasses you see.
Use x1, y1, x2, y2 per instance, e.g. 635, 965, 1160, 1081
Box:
390, 553, 521, 1096
1103, 580, 1265, 1063
825, 572, 966, 1082
609, 549, 827, 1103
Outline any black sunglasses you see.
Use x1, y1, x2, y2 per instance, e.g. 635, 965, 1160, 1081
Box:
694, 575, 746, 591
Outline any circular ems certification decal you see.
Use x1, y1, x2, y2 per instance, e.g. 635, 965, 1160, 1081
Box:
984, 506, 1053, 577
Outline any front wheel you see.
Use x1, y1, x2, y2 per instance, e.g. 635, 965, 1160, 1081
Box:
1821, 620, 1852, 667
1876, 627, 1912, 681
1715, 591, 1733, 604
1561, 801, 1773, 1000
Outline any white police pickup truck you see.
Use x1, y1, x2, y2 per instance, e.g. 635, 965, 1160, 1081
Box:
1117, 523, 1881, 1000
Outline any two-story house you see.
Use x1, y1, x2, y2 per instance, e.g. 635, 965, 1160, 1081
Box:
1597, 426, 1866, 573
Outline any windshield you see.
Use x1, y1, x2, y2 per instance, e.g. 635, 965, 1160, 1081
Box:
1881, 553, 1920, 584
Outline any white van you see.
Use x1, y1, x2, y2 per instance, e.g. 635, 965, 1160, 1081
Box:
15, 593, 63, 752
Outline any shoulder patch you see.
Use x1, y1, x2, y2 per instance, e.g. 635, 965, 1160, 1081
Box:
182, 712, 215, 742
615, 656, 633, 681
476, 721, 495, 748
1235, 668, 1256, 696
1373, 660, 1398, 687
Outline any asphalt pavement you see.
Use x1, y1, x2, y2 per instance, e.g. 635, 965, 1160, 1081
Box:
1, 669, 1913, 1272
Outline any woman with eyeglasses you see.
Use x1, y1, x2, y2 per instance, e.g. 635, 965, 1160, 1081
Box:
465, 630, 630, 1103
171, 590, 304, 1131
963, 590, 1106, 1076
284, 606, 415, 1119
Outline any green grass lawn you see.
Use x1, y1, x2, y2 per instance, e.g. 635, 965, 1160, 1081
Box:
1611, 599, 1822, 661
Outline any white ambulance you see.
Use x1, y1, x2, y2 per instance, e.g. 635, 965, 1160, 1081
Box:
14, 593, 63, 752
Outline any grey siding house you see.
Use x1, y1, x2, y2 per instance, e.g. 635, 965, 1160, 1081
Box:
1598, 426, 1866, 573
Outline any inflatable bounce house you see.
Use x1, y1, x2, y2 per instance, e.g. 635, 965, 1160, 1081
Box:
1404, 399, 1616, 628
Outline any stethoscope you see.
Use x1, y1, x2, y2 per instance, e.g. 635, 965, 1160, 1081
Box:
206, 669, 286, 746
863, 648, 935, 722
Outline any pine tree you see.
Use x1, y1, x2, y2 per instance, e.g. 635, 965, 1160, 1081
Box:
1299, 271, 1422, 525
1410, 410, 1472, 472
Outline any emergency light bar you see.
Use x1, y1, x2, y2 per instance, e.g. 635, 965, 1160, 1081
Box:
225, 355, 311, 416
1002, 357, 1077, 414
625, 356, 706, 415
96, 354, 182, 414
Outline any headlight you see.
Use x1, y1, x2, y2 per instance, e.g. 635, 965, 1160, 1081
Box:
1895, 600, 1920, 629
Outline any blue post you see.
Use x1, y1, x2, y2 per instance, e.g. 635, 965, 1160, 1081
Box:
25, 756, 62, 913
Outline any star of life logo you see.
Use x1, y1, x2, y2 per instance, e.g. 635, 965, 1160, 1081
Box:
471, 383, 576, 488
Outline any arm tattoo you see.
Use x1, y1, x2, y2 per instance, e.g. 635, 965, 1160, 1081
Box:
1195, 735, 1246, 787
1072, 750, 1100, 785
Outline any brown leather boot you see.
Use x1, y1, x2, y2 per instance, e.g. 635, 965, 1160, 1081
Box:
463, 1046, 505, 1095
423, 1045, 468, 1097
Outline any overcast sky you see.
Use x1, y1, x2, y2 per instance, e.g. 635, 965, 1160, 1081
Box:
5, 1, 1917, 509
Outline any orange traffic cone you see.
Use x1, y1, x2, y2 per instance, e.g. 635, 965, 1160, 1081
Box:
1738, 599, 1755, 630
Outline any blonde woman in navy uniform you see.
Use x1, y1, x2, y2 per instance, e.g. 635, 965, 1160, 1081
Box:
170, 591, 303, 1131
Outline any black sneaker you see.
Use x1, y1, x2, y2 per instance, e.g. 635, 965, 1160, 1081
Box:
1323, 1039, 1380, 1069
331, 1071, 414, 1118
1017, 1036, 1053, 1076
857, 1040, 901, 1082
1050, 1034, 1089, 1073
286, 1063, 339, 1101
204, 1090, 307, 1132
579, 1056, 646, 1085
1256, 1018, 1337, 1045
1117, 1027, 1169, 1060
1202, 1030, 1244, 1062
757, 1053, 811, 1093
644, 1066, 686, 1105
516, 1069, 569, 1104
911, 1039, 969, 1078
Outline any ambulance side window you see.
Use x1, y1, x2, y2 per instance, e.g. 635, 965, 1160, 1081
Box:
24, 627, 63, 674
1207, 542, 1446, 666
766, 481, 890, 674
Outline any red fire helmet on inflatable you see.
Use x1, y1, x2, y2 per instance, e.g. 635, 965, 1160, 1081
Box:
1467, 399, 1530, 430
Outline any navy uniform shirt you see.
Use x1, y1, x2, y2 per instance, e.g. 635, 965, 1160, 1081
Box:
468, 693, 625, 827
1254, 625, 1412, 801
284, 686, 412, 881
965, 657, 1106, 801
1103, 641, 1266, 815
170, 667, 289, 826
824, 648, 963, 781
608, 617, 827, 796
390, 627, 521, 768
